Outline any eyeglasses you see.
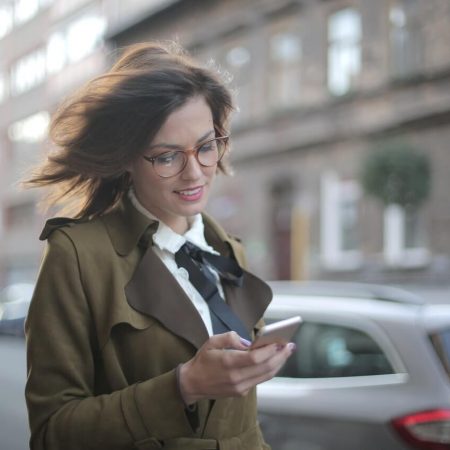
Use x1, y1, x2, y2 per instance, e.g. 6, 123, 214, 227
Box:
142, 136, 229, 178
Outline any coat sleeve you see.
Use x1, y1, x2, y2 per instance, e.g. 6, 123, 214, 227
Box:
25, 230, 194, 450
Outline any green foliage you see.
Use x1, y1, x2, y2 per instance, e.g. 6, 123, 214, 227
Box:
361, 141, 431, 207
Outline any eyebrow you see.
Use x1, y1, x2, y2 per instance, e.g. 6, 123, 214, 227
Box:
148, 129, 215, 150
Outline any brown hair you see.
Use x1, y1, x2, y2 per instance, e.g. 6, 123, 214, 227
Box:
25, 41, 234, 218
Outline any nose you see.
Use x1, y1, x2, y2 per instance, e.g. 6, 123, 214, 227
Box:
181, 152, 203, 180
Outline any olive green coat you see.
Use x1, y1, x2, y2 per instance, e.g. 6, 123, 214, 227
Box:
25, 196, 272, 450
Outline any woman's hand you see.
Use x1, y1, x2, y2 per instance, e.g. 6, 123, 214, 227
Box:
178, 331, 295, 405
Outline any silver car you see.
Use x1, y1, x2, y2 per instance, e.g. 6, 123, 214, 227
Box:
257, 282, 450, 450
0, 283, 34, 337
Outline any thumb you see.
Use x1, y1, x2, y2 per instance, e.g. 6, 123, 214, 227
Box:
206, 331, 251, 351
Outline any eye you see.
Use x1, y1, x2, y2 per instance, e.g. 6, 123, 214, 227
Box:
155, 151, 180, 166
198, 140, 217, 154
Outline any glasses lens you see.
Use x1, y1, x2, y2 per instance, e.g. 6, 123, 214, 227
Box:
197, 138, 226, 167
153, 151, 185, 177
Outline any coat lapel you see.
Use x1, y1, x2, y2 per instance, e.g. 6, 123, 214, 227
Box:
103, 196, 209, 350
125, 244, 210, 350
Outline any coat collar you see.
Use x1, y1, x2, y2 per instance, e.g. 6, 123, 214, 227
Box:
101, 195, 242, 260
101, 194, 157, 256
104, 195, 272, 350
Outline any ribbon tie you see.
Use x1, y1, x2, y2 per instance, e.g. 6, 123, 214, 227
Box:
175, 241, 250, 340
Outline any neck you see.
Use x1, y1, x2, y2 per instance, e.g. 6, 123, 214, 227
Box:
128, 188, 191, 235
167, 216, 190, 235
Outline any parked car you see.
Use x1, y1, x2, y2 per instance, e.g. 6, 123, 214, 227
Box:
257, 281, 450, 450
0, 283, 34, 337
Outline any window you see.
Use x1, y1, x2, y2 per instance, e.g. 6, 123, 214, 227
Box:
0, 0, 53, 39
10, 48, 46, 95
0, 73, 7, 103
223, 42, 252, 121
328, 8, 362, 96
269, 31, 302, 108
47, 12, 106, 75
389, 0, 423, 77
0, 4, 14, 39
66, 14, 106, 63
278, 322, 394, 378
9, 11, 106, 95
14, 0, 39, 25
8, 111, 50, 143
383, 204, 428, 267
46, 32, 66, 74
321, 172, 362, 270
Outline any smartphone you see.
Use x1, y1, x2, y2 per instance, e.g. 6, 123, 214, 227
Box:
250, 316, 302, 349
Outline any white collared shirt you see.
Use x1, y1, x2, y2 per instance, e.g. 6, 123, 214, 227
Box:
129, 190, 223, 336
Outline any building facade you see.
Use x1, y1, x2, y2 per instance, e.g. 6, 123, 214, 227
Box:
0, 0, 175, 285
109, 0, 450, 283
0, 0, 450, 283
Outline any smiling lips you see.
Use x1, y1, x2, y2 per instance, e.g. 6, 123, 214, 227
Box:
175, 186, 204, 201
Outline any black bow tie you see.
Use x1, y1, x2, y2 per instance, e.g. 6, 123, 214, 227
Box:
177, 241, 244, 286
175, 241, 250, 340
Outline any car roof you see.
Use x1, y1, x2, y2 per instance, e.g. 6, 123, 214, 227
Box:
267, 281, 450, 331
268, 281, 424, 304
422, 304, 450, 332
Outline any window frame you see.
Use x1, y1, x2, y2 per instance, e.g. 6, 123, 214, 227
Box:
383, 203, 429, 268
320, 171, 362, 271
388, 0, 424, 79
277, 320, 396, 379
265, 304, 408, 383
327, 6, 362, 96
218, 34, 254, 123
267, 20, 303, 110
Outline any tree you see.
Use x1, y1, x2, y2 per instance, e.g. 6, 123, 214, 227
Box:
361, 141, 431, 208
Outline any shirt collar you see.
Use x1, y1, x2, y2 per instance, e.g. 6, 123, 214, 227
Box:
128, 189, 218, 255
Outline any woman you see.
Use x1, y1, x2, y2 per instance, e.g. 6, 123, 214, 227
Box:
25, 41, 294, 450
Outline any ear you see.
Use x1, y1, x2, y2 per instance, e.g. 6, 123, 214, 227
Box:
124, 161, 134, 175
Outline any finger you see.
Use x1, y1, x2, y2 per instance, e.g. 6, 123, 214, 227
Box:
194, 345, 295, 399
214, 342, 283, 375
205, 331, 251, 351
220, 346, 296, 397
234, 343, 296, 384
245, 342, 286, 364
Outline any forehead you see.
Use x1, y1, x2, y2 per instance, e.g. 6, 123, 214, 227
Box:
153, 96, 214, 144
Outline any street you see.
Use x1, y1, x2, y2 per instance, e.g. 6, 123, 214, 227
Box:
0, 285, 448, 450
0, 336, 28, 450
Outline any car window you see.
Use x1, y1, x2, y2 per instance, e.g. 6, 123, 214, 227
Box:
277, 321, 394, 378
430, 329, 450, 379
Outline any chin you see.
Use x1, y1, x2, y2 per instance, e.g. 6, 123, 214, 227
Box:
178, 202, 206, 217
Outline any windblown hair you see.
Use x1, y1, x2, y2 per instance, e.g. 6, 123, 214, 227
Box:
25, 41, 234, 218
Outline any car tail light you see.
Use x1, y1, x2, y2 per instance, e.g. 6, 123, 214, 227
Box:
392, 409, 450, 450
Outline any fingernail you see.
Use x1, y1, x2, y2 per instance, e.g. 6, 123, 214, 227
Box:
287, 342, 296, 352
239, 337, 251, 347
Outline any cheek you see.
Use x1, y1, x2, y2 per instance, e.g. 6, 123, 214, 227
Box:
204, 166, 217, 181
130, 164, 156, 188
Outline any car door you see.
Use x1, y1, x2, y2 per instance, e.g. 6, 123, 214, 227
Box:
257, 312, 412, 450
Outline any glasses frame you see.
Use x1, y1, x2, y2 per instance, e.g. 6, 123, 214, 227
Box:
142, 135, 229, 178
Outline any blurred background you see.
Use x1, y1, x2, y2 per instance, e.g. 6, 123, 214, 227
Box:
1, 0, 450, 449
1, 0, 450, 290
